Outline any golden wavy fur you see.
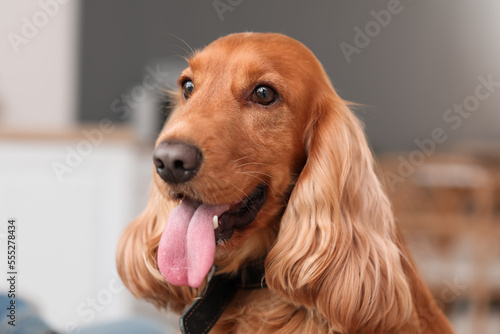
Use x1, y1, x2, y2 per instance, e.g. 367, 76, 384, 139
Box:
117, 32, 454, 333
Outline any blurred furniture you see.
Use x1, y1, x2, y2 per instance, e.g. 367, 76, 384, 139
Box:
378, 152, 500, 334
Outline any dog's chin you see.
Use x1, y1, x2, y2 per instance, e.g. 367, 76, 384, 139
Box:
165, 183, 268, 244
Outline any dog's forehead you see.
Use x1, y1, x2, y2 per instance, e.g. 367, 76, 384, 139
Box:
190, 33, 315, 73
184, 33, 323, 95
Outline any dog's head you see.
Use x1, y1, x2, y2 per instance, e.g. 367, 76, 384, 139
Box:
151, 33, 318, 285
118, 32, 413, 332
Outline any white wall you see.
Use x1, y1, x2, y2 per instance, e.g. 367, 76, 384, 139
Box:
0, 139, 141, 331
0, 0, 80, 128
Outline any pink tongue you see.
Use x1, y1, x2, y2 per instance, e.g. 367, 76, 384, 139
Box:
157, 199, 229, 288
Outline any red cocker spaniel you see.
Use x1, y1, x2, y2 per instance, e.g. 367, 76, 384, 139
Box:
117, 33, 454, 334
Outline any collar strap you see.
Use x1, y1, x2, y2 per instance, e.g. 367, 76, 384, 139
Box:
180, 260, 267, 334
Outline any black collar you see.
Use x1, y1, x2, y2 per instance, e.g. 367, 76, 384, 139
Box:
179, 260, 267, 334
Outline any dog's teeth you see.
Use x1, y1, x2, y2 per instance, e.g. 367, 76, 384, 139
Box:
213, 215, 219, 230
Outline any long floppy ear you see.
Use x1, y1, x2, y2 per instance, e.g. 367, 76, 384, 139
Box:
116, 186, 196, 313
266, 92, 413, 332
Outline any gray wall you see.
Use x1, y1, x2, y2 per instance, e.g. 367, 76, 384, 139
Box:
79, 0, 500, 151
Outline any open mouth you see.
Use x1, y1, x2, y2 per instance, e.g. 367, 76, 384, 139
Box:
157, 184, 267, 288
214, 184, 267, 242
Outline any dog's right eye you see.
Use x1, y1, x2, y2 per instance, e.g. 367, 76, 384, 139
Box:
251, 85, 278, 106
182, 80, 194, 100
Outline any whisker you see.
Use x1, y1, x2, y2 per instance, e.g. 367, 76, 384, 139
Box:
234, 171, 273, 179
137, 169, 153, 180
230, 184, 249, 202
173, 53, 191, 64
230, 184, 253, 210
232, 155, 252, 164
232, 172, 268, 186
236, 162, 271, 169
166, 32, 195, 56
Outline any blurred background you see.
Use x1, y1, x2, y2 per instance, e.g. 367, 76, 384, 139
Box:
1, 0, 499, 333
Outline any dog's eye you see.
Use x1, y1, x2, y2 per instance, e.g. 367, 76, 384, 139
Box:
182, 80, 194, 100
251, 85, 277, 105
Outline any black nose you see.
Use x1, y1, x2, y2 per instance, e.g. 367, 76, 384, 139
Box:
153, 141, 202, 184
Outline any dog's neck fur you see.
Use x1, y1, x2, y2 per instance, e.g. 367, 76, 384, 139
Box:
172, 227, 453, 334
209, 242, 453, 334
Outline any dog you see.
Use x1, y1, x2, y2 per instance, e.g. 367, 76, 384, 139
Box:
117, 32, 454, 333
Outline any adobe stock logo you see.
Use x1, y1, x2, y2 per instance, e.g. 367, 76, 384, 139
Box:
64, 272, 125, 333
339, 0, 412, 64
51, 64, 169, 183
212, 0, 244, 22
384, 73, 500, 191
6, 0, 73, 54
51, 120, 115, 183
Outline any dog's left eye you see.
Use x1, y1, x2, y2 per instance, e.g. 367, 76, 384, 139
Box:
251, 85, 278, 105
182, 80, 194, 100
